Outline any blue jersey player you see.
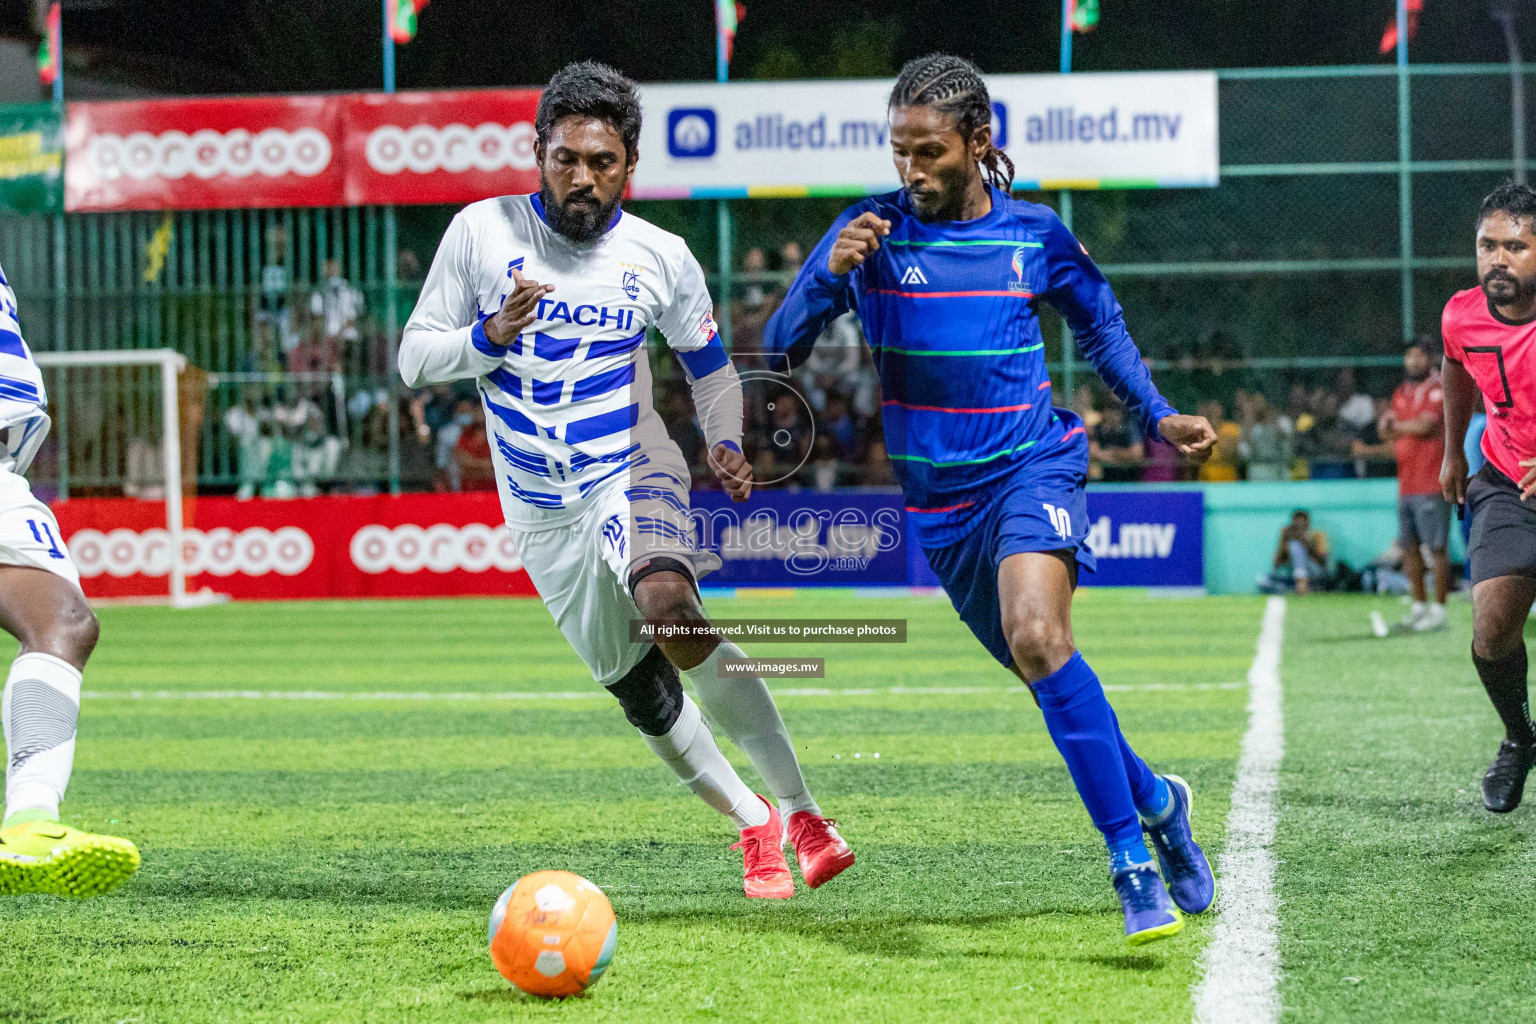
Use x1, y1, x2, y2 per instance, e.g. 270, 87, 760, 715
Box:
765, 55, 1219, 946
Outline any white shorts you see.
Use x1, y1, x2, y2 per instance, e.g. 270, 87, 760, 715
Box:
511, 471, 720, 686
0, 469, 80, 587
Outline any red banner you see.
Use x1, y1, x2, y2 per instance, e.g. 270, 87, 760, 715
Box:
342, 89, 542, 206
53, 494, 539, 601
65, 96, 344, 212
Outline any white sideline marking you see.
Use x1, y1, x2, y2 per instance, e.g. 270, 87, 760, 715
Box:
80, 681, 1245, 702
1193, 596, 1286, 1024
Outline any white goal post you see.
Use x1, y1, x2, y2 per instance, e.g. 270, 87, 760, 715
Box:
33, 348, 217, 609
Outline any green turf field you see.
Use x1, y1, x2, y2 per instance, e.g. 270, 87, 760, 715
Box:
0, 590, 1529, 1022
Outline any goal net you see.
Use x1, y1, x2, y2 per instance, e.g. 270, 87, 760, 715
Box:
31, 349, 218, 608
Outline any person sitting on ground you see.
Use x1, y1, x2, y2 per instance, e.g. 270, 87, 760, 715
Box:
1259, 509, 1331, 595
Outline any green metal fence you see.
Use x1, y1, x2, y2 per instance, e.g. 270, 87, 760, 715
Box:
0, 62, 1527, 493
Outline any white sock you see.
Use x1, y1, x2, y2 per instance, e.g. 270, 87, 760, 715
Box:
685, 641, 821, 820
1411, 601, 1428, 617
3, 653, 82, 825
641, 694, 768, 830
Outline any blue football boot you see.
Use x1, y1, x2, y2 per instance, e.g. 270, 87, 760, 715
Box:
1142, 774, 1216, 915
1111, 862, 1182, 946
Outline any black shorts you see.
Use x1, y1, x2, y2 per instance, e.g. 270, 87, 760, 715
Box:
1467, 463, 1536, 585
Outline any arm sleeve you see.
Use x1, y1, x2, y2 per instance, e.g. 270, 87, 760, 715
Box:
1040, 211, 1177, 439
398, 214, 510, 389
762, 207, 865, 371
656, 247, 744, 453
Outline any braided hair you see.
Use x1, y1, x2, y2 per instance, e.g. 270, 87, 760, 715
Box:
888, 54, 1015, 193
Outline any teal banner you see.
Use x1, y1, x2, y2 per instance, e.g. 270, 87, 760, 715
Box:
0, 103, 63, 215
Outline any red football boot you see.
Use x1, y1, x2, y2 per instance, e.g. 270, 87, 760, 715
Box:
787, 811, 855, 888
731, 796, 794, 899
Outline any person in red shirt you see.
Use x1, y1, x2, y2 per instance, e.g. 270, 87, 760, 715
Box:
453, 405, 496, 492
1381, 338, 1449, 631
1441, 182, 1536, 813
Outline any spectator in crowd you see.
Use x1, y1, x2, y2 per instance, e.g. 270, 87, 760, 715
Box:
287, 321, 342, 377
861, 438, 897, 487
1380, 337, 1451, 631
1197, 399, 1242, 482
290, 401, 342, 497
1259, 509, 1331, 595
1296, 391, 1354, 478
310, 258, 365, 346
454, 405, 496, 491
242, 320, 285, 376
732, 247, 780, 351
820, 392, 857, 462
779, 240, 804, 277
659, 383, 706, 474
1089, 403, 1142, 482
257, 225, 299, 353
1238, 392, 1293, 482
1348, 397, 1395, 477
1335, 367, 1377, 439
808, 435, 840, 492
798, 312, 864, 411
225, 387, 274, 500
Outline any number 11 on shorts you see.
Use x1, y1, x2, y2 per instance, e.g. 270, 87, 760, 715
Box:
1042, 503, 1071, 540
27, 518, 64, 559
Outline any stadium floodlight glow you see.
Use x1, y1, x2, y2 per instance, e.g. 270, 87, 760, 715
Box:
33, 349, 222, 609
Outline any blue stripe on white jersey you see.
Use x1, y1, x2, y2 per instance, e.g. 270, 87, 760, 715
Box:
0, 262, 49, 475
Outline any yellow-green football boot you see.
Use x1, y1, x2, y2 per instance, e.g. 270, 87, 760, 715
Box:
0, 811, 139, 897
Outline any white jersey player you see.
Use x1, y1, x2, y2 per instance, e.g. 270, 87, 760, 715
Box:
401, 62, 853, 897
0, 263, 139, 896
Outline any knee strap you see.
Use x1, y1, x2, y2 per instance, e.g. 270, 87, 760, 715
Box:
627, 555, 698, 598
605, 644, 685, 736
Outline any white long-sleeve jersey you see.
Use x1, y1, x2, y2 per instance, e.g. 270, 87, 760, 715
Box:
0, 263, 50, 476
401, 194, 743, 531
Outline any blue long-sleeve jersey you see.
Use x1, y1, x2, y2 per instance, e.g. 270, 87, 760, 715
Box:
764, 186, 1178, 548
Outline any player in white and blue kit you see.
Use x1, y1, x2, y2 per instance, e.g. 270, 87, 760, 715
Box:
766, 55, 1219, 944
0, 264, 139, 896
400, 63, 853, 898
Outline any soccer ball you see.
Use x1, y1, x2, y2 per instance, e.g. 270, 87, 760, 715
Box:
488, 870, 617, 998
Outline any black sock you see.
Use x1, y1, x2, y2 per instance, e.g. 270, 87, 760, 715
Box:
1473, 644, 1536, 746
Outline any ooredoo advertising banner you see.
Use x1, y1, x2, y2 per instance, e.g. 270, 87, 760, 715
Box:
65, 96, 343, 212
341, 90, 542, 206
52, 489, 1202, 601
53, 493, 538, 600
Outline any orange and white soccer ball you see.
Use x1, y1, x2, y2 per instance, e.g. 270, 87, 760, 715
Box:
488, 870, 617, 998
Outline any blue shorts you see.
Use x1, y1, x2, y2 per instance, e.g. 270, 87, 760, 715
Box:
922, 459, 1095, 667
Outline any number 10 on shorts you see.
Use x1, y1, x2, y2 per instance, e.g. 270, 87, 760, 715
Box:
1042, 503, 1071, 540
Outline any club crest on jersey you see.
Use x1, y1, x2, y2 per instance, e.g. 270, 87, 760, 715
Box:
1009, 246, 1029, 292
899, 265, 928, 286
700, 311, 719, 341
619, 261, 644, 300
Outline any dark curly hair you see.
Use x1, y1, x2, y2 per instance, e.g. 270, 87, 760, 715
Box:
888, 54, 1014, 193
1479, 180, 1536, 230
535, 61, 642, 162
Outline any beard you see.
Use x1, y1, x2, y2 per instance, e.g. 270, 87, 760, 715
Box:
905, 164, 974, 223
1481, 267, 1536, 307
539, 175, 624, 243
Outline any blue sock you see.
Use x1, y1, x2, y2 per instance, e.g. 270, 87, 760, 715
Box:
1033, 652, 1152, 866
1112, 714, 1172, 821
